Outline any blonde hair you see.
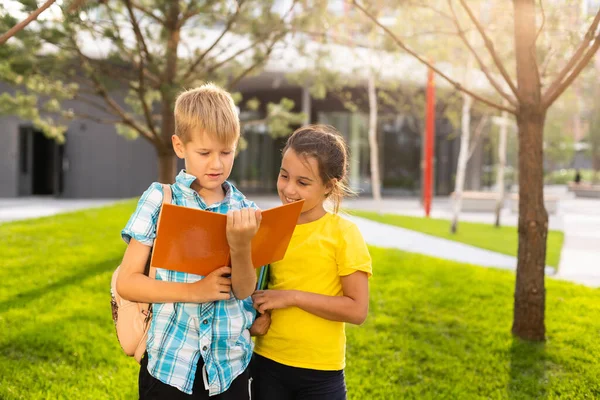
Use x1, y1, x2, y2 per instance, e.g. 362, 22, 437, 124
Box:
174, 83, 240, 145
283, 124, 355, 213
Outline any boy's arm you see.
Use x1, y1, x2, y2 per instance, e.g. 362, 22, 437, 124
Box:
227, 208, 261, 299
252, 271, 369, 325
117, 239, 232, 303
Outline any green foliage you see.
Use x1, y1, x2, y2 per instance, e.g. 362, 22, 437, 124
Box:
1, 0, 312, 151
544, 169, 596, 185
347, 247, 600, 399
349, 210, 564, 268
0, 203, 597, 399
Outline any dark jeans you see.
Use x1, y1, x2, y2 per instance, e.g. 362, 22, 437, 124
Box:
251, 353, 346, 400
139, 353, 250, 400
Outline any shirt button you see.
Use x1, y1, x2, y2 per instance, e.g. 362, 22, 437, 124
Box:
203, 320, 209, 325
202, 346, 208, 351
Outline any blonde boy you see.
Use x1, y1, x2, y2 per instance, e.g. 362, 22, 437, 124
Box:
117, 83, 261, 399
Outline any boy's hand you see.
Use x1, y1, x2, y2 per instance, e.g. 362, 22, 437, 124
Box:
226, 208, 262, 252
249, 311, 271, 336
189, 266, 232, 303
252, 290, 296, 314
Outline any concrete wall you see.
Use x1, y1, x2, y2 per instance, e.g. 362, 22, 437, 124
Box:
0, 116, 20, 198
61, 117, 158, 199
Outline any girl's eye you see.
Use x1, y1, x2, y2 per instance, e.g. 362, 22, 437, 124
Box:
298, 181, 308, 186
199, 152, 209, 156
221, 151, 232, 155
279, 174, 288, 179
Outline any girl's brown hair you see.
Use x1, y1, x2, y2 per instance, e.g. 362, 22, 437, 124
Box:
283, 124, 354, 213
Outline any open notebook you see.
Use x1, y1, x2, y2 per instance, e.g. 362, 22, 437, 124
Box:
150, 200, 304, 276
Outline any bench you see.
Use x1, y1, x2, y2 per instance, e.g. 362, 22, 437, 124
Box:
450, 191, 503, 212
509, 194, 560, 214
572, 184, 600, 199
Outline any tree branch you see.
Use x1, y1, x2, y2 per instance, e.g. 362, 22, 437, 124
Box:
72, 112, 121, 125
69, 33, 157, 144
542, 8, 600, 107
468, 114, 489, 160
542, 33, 600, 109
124, 0, 154, 64
182, 0, 246, 82
447, 0, 517, 107
457, 0, 520, 102
129, 1, 165, 24
0, 0, 56, 45
351, 0, 515, 114
228, 33, 285, 89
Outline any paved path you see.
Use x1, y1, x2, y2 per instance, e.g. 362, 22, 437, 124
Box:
2, 190, 598, 287
0, 197, 120, 223
554, 199, 600, 287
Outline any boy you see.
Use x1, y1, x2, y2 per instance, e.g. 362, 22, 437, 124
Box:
117, 83, 261, 399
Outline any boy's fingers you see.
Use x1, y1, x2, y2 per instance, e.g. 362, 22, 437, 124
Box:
214, 266, 232, 276
227, 211, 234, 229
255, 209, 262, 225
234, 210, 242, 227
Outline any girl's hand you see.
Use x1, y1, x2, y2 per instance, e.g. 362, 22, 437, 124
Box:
252, 290, 297, 314
226, 208, 262, 252
249, 312, 271, 336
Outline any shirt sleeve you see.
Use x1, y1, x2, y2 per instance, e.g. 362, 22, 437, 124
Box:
121, 182, 164, 246
336, 222, 373, 277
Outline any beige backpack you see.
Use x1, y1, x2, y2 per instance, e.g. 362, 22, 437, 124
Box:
110, 184, 171, 364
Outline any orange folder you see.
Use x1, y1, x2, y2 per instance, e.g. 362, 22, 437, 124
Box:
150, 200, 304, 275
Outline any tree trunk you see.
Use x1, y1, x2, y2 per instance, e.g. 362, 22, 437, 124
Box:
367, 72, 382, 204
495, 108, 509, 227
158, 147, 177, 183
451, 92, 473, 234
513, 110, 547, 341
156, 1, 180, 185
512, 0, 547, 341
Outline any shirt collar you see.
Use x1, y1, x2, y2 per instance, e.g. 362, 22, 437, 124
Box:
174, 169, 242, 206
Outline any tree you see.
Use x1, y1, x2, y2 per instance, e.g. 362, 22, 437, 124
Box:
0, 0, 85, 46
353, 0, 600, 341
4, 0, 308, 183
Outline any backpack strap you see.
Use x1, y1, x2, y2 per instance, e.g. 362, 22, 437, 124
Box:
147, 184, 172, 280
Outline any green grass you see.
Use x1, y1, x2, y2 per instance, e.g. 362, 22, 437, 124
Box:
349, 210, 564, 268
1, 202, 598, 399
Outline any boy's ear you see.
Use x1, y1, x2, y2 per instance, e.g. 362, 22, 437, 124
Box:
172, 135, 185, 159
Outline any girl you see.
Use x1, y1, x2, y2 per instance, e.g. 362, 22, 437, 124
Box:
251, 124, 372, 400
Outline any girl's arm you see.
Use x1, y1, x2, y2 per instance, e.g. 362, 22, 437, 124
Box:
117, 239, 232, 303
252, 271, 369, 325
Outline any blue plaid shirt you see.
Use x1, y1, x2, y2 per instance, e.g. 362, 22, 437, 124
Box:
121, 170, 257, 396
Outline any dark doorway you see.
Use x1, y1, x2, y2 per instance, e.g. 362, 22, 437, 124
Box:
19, 127, 65, 196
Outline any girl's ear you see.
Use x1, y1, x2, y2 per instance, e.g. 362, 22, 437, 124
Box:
172, 135, 185, 159
325, 178, 338, 197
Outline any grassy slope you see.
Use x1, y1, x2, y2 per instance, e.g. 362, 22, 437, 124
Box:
1, 202, 597, 399
349, 210, 564, 268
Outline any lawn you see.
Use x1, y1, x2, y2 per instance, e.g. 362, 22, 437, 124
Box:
1, 202, 598, 399
349, 210, 564, 268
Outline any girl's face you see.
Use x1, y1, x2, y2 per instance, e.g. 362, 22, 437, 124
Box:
277, 148, 332, 224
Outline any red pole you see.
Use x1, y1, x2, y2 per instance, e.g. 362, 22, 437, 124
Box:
423, 67, 435, 217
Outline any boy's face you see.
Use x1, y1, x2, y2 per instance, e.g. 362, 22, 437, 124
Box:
172, 131, 236, 197
277, 149, 331, 216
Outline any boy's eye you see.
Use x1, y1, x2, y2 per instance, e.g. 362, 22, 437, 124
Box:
279, 174, 288, 179
198, 152, 209, 156
221, 151, 232, 155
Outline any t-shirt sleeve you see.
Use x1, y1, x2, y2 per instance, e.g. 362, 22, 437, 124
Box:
121, 182, 164, 247
336, 222, 372, 277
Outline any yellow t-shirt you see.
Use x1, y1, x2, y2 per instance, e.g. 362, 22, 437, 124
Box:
254, 212, 372, 371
